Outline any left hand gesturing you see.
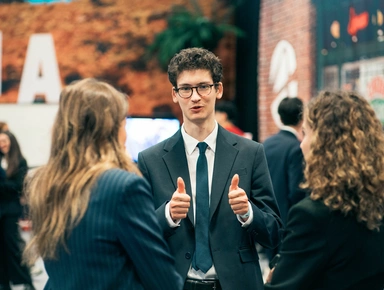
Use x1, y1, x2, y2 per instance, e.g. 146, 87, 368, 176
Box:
228, 174, 249, 216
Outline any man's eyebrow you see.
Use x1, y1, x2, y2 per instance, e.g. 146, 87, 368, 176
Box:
178, 81, 212, 86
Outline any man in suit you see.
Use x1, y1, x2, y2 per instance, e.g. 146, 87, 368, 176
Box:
263, 97, 306, 225
262, 97, 307, 260
138, 47, 283, 290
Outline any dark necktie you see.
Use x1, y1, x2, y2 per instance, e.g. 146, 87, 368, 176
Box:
192, 142, 213, 273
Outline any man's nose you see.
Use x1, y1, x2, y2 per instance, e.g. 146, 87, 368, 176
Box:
190, 88, 201, 101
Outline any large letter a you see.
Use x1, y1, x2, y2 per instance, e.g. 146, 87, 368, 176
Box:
18, 33, 61, 104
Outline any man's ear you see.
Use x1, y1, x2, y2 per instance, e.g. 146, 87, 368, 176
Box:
216, 82, 223, 100
172, 88, 178, 104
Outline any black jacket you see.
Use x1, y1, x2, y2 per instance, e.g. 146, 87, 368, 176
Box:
0, 158, 28, 216
265, 197, 384, 290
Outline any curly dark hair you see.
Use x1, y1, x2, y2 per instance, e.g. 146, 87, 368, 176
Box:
167, 47, 223, 87
302, 90, 384, 231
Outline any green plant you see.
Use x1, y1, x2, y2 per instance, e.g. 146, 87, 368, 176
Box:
146, 0, 245, 71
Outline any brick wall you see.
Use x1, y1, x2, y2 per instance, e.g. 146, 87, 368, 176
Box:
258, 0, 316, 141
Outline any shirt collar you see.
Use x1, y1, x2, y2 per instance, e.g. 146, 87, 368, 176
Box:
181, 122, 218, 155
280, 125, 299, 138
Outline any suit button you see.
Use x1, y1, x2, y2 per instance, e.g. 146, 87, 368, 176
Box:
185, 252, 191, 259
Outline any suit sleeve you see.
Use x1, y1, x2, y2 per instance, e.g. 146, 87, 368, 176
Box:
264, 201, 328, 290
137, 152, 178, 238
287, 145, 307, 206
246, 144, 284, 248
116, 175, 183, 290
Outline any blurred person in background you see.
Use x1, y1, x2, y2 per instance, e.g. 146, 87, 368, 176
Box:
0, 131, 34, 290
214, 100, 245, 137
0, 122, 9, 132
23, 78, 183, 290
265, 91, 384, 290
264, 97, 306, 224
262, 97, 307, 261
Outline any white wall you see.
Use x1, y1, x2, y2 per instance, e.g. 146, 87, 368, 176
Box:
0, 104, 58, 167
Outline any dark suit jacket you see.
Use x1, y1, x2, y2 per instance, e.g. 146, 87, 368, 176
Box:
0, 158, 28, 217
43, 169, 183, 290
265, 197, 384, 290
138, 126, 283, 290
263, 130, 306, 225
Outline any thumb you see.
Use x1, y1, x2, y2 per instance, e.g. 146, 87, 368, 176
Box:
177, 177, 186, 193
230, 174, 239, 191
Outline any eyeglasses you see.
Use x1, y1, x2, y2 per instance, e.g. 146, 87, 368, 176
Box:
174, 83, 218, 99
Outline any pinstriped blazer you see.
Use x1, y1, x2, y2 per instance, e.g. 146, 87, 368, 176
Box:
138, 126, 283, 290
43, 169, 183, 290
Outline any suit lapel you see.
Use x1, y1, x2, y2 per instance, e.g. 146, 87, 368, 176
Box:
210, 127, 239, 221
162, 130, 194, 223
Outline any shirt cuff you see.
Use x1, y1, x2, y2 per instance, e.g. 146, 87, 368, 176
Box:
237, 201, 253, 227
165, 201, 181, 228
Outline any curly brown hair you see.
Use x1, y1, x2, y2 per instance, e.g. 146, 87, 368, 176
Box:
167, 47, 223, 88
302, 90, 384, 231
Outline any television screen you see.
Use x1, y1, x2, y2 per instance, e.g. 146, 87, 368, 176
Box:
125, 117, 180, 162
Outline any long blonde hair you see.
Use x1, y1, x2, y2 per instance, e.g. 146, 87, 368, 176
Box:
24, 78, 141, 264
302, 90, 384, 231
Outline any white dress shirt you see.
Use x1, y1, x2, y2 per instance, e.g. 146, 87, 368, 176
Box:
280, 125, 299, 138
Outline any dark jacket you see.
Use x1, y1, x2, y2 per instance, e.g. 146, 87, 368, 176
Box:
265, 196, 384, 290
0, 158, 28, 216
138, 126, 283, 290
263, 130, 307, 225
43, 169, 183, 290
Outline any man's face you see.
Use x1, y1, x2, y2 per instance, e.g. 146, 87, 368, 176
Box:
172, 69, 223, 125
0, 133, 10, 155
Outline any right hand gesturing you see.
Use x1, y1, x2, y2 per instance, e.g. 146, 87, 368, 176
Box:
169, 177, 191, 221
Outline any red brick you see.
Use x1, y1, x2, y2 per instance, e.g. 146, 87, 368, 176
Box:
258, 0, 315, 141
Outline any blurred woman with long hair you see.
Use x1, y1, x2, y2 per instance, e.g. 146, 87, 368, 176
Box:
0, 131, 34, 290
265, 91, 384, 290
24, 78, 182, 290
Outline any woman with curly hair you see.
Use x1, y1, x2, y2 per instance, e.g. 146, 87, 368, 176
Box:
265, 90, 384, 290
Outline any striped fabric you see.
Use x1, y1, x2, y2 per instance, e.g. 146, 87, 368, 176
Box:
43, 169, 183, 290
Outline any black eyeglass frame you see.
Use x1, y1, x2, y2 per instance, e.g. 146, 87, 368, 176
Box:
173, 83, 219, 99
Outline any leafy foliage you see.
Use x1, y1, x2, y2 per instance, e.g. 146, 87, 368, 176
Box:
146, 0, 245, 71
